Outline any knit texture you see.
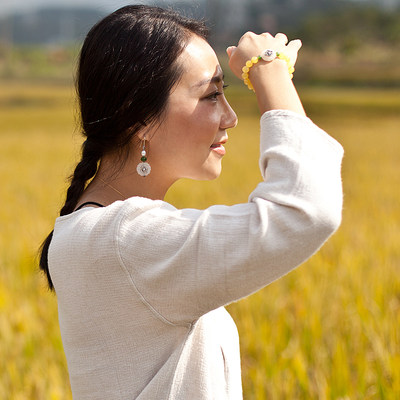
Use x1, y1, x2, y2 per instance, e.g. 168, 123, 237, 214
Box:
49, 110, 344, 399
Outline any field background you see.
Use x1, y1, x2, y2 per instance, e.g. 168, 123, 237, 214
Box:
1, 73, 400, 398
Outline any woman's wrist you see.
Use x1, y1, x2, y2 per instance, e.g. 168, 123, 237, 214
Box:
250, 61, 305, 116
249, 58, 289, 83
242, 51, 294, 91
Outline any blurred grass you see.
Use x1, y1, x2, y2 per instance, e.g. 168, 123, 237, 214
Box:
0, 80, 399, 399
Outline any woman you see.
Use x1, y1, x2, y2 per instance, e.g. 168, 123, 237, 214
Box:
39, 5, 343, 399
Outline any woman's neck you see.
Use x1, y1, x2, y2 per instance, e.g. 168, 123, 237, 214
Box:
79, 154, 175, 206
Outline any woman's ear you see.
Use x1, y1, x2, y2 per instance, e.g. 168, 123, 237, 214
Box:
136, 130, 146, 141
136, 121, 158, 142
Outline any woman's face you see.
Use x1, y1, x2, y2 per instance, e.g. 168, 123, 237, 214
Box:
146, 34, 238, 182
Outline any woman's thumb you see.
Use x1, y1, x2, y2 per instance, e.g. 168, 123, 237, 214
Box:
226, 46, 237, 58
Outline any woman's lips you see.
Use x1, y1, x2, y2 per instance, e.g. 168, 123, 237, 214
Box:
210, 143, 226, 156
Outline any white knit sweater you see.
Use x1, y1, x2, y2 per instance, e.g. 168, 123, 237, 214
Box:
49, 110, 343, 399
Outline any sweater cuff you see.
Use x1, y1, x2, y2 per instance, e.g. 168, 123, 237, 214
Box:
260, 109, 344, 155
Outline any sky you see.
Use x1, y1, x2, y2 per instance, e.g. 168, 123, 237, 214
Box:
1, 0, 398, 16
0, 0, 167, 16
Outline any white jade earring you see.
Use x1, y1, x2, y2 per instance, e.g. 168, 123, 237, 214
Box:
136, 138, 151, 177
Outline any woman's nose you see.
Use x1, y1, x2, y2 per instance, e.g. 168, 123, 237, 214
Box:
221, 97, 238, 130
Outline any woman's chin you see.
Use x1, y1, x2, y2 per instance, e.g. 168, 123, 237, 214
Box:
200, 168, 222, 181
185, 167, 222, 181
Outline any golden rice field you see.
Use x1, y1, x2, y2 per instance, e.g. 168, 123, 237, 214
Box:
0, 81, 399, 399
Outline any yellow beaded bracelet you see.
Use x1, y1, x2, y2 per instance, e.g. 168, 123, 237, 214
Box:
241, 49, 295, 92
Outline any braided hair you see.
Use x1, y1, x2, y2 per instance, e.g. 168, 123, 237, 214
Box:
39, 5, 208, 290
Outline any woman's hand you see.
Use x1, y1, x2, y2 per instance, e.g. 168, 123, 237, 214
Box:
226, 32, 305, 116
226, 32, 302, 80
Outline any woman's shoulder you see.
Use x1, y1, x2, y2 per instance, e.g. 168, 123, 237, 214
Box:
50, 197, 176, 264
55, 196, 174, 226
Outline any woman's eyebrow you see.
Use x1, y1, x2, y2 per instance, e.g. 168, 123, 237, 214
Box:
193, 73, 225, 88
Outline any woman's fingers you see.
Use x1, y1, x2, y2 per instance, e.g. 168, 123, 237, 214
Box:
274, 32, 288, 46
286, 39, 302, 52
227, 31, 303, 78
285, 39, 302, 65
261, 32, 273, 39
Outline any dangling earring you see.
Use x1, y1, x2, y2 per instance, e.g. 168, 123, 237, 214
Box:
136, 138, 151, 177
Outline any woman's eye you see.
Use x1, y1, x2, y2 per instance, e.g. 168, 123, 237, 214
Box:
205, 84, 229, 101
207, 91, 223, 100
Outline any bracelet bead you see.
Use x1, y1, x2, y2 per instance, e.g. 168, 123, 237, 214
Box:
242, 50, 294, 92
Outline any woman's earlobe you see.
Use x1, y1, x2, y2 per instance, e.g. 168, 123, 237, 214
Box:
136, 121, 157, 142
136, 131, 145, 140
136, 126, 149, 141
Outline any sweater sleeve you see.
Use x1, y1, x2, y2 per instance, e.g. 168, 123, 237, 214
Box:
116, 110, 344, 325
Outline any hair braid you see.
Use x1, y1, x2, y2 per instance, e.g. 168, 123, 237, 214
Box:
39, 140, 101, 290
60, 140, 100, 216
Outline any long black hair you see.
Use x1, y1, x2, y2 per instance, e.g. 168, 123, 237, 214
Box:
39, 5, 208, 290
